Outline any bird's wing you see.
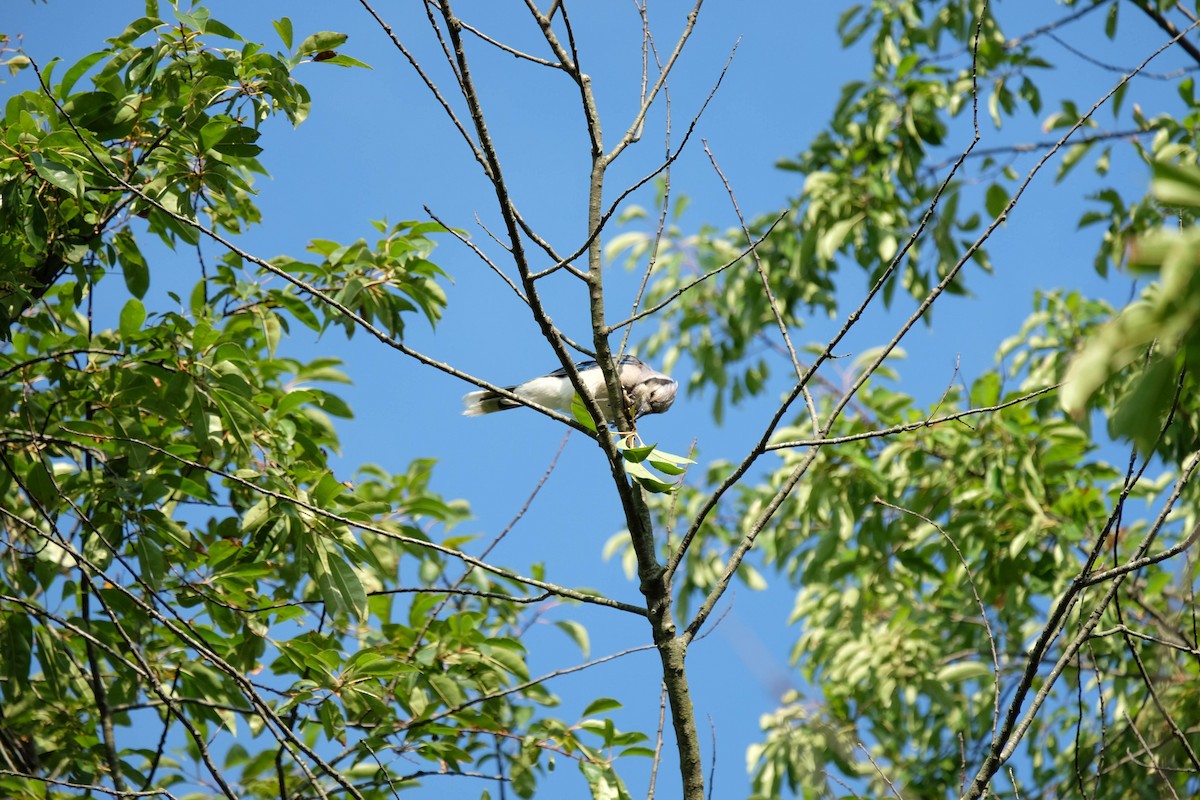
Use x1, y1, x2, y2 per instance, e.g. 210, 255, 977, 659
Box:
543, 356, 645, 379
544, 359, 600, 379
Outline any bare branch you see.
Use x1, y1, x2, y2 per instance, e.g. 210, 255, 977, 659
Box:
357, 0, 489, 175
424, 204, 528, 304
603, 1, 705, 165
531, 35, 739, 284
766, 385, 1059, 450
459, 17, 564, 68
620, 9, 673, 357
606, 210, 792, 333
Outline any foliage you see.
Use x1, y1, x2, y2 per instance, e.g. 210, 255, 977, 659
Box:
614, 1, 1200, 798
0, 5, 612, 799
1064, 161, 1200, 456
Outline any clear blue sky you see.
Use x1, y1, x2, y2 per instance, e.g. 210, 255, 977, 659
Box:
6, 1, 1183, 797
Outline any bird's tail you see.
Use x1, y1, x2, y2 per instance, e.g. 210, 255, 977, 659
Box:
462, 390, 511, 415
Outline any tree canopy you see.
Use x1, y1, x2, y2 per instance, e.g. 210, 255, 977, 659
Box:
2, 2, 1200, 799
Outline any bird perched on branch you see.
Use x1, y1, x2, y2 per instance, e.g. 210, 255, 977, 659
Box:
462, 355, 678, 420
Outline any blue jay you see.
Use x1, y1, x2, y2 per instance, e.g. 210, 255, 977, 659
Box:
463, 355, 678, 420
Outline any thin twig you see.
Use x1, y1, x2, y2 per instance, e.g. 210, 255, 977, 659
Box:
1090, 624, 1200, 656
647, 682, 668, 800
703, 139, 818, 435
603, 1, 705, 166
705, 715, 717, 800
606, 210, 791, 332
619, 6, 673, 357
424, 205, 528, 304
458, 18, 563, 68
873, 499, 1002, 736
0, 771, 178, 799
859, 742, 905, 800
1081, 522, 1200, 587
531, 39, 739, 284
404, 432, 570, 662
1122, 711, 1183, 800
357, 0, 488, 174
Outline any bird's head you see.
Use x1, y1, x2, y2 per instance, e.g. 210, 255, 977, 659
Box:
631, 376, 678, 418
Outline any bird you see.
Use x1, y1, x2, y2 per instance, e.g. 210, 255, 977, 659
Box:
462, 355, 678, 420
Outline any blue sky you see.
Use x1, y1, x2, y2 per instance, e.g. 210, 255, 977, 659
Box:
5, 1, 1187, 797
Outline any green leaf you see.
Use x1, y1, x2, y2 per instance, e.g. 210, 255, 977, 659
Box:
58, 51, 108, 96
985, 183, 1009, 219
620, 443, 657, 463
427, 672, 467, 707
817, 215, 863, 260
1109, 356, 1178, 453
136, 534, 166, 590
29, 153, 82, 197
296, 31, 349, 57
115, 230, 150, 298
241, 499, 272, 533
199, 117, 233, 152
936, 661, 993, 683
644, 447, 694, 466
211, 125, 263, 157
579, 760, 631, 800
261, 311, 282, 358
312, 54, 372, 69
314, 541, 368, 621
571, 394, 598, 431
274, 17, 294, 49
119, 298, 146, 337
648, 459, 688, 476
619, 746, 656, 758
582, 697, 622, 718
628, 475, 677, 494
555, 620, 590, 658
202, 17, 242, 41
0, 612, 33, 701
1152, 161, 1200, 209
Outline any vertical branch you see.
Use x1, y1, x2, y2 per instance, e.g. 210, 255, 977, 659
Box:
519, 4, 707, 797
80, 581, 126, 794
620, 5, 671, 357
